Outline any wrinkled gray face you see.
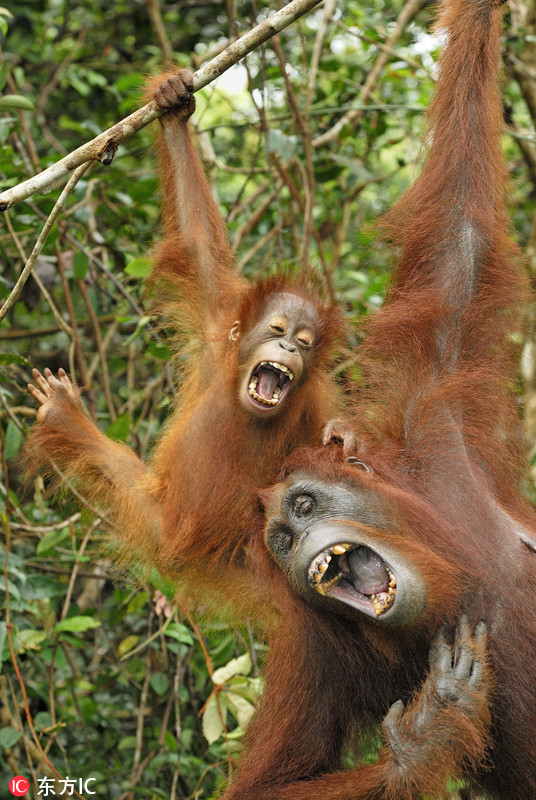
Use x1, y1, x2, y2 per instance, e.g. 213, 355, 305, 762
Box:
237, 294, 318, 419
265, 471, 427, 626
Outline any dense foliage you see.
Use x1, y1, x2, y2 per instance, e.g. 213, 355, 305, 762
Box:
1, 0, 535, 796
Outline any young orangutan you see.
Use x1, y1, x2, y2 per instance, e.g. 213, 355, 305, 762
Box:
27, 69, 344, 610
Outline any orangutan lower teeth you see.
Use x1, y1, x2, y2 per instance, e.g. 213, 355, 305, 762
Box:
371, 569, 397, 616
248, 387, 280, 405
314, 573, 342, 596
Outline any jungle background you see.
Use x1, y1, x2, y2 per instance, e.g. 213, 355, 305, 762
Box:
1, 0, 536, 796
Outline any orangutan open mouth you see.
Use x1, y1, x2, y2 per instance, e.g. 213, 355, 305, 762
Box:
248, 361, 294, 408
308, 543, 397, 617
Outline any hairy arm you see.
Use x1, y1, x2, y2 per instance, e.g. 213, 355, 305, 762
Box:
27, 369, 162, 562
147, 69, 246, 320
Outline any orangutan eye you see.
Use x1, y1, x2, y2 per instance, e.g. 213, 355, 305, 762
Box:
269, 316, 288, 335
267, 525, 294, 554
292, 494, 315, 516
345, 457, 374, 475
296, 330, 314, 348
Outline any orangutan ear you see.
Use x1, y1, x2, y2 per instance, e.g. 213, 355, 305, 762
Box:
228, 321, 241, 342
257, 487, 274, 513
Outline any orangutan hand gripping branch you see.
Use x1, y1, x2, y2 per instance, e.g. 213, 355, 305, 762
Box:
27, 69, 345, 611
216, 0, 533, 797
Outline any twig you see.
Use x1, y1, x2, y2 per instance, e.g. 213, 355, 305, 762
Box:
305, 0, 336, 113
0, 0, 325, 212
238, 221, 283, 269
0, 313, 119, 340
144, 0, 173, 63
0, 161, 92, 323
56, 249, 96, 418
78, 279, 117, 421
272, 36, 315, 271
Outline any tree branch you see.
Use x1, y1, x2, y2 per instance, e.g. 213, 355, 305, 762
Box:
0, 0, 324, 212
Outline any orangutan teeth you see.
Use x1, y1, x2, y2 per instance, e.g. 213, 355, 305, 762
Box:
332, 544, 350, 555
259, 361, 294, 381
372, 568, 397, 616
248, 387, 280, 405
314, 572, 342, 595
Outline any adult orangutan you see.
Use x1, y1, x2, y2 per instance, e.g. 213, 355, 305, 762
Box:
217, 0, 535, 797
26, 68, 344, 609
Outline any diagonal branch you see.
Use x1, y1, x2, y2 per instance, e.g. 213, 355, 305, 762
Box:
0, 0, 324, 212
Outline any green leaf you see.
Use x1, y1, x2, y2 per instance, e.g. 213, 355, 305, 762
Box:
163, 729, 178, 750
117, 635, 139, 657
36, 527, 70, 555
150, 672, 169, 696
34, 712, 52, 731
202, 693, 224, 744
125, 591, 149, 614
150, 568, 176, 599
147, 341, 171, 361
118, 735, 137, 751
4, 421, 23, 459
165, 622, 194, 646
227, 691, 255, 728
105, 414, 130, 443
15, 629, 47, 652
115, 73, 143, 93
0, 94, 34, 111
0, 726, 22, 748
73, 251, 89, 279
0, 62, 11, 93
212, 652, 251, 685
53, 616, 101, 634
0, 622, 6, 668
124, 257, 152, 278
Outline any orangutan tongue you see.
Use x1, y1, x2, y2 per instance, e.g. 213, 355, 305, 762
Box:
257, 367, 279, 400
347, 546, 389, 594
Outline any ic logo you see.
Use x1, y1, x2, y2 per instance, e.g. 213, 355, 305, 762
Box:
9, 776, 29, 797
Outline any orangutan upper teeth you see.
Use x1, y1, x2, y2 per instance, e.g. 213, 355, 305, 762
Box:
259, 361, 294, 380
332, 544, 350, 555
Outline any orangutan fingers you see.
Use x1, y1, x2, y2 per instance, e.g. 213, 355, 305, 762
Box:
468, 621, 488, 690
380, 699, 407, 755
31, 368, 53, 398
27, 381, 49, 406
452, 615, 475, 682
